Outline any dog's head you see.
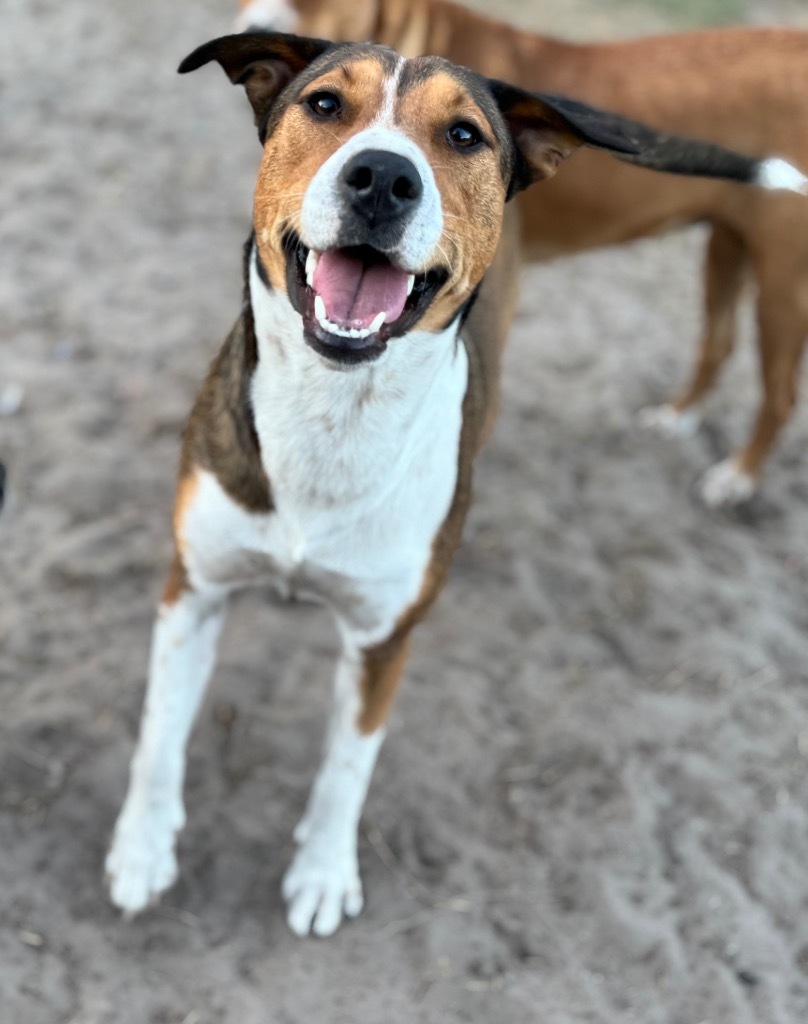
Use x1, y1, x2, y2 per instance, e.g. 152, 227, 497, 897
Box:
180, 33, 588, 364
180, 32, 763, 366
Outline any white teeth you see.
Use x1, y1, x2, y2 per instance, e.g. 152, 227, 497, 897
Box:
314, 297, 371, 339
368, 311, 386, 334
305, 249, 319, 288
312, 298, 386, 340
406, 274, 415, 296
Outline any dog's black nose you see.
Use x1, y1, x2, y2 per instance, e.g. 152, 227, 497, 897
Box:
340, 150, 423, 226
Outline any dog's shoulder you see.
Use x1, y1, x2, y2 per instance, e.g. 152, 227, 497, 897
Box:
179, 308, 273, 515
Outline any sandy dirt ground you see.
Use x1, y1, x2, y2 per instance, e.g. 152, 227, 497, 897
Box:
3, 1, 808, 1021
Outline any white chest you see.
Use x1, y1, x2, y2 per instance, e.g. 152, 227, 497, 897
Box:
182, 276, 468, 641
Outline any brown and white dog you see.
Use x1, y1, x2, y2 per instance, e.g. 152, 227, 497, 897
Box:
104, 32, 806, 936
238, 0, 808, 505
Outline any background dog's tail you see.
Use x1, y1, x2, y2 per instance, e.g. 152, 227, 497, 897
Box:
753, 158, 808, 194
618, 142, 808, 194
539, 92, 808, 194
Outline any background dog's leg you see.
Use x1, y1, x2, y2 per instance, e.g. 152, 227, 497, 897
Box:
700, 280, 808, 506
282, 629, 410, 938
743, 288, 808, 477
676, 224, 749, 416
106, 563, 228, 916
640, 223, 748, 437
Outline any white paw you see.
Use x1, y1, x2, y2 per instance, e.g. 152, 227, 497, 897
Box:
699, 458, 757, 507
105, 800, 184, 915
282, 843, 364, 937
638, 403, 701, 438
234, 0, 298, 33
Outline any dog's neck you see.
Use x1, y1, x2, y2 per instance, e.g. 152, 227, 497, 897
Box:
247, 247, 467, 509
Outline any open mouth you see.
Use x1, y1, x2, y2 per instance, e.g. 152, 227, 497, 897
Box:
284, 233, 449, 365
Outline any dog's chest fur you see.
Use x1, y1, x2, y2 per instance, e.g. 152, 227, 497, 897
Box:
181, 261, 469, 639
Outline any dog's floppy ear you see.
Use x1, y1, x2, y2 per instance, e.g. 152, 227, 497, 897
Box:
490, 80, 765, 200
179, 32, 333, 137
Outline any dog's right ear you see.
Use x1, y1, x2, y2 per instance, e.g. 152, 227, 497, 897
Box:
178, 32, 333, 138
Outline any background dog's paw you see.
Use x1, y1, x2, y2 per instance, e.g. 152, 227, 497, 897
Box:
234, 0, 298, 33
281, 846, 364, 938
699, 457, 757, 508
105, 807, 182, 915
637, 403, 701, 438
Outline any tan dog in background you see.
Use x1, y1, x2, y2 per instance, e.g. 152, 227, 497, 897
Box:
238, 0, 808, 505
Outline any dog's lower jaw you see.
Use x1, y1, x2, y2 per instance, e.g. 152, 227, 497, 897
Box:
303, 324, 389, 367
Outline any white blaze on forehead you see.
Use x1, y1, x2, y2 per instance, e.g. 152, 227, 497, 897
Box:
235, 0, 298, 32
300, 59, 444, 271
375, 55, 405, 126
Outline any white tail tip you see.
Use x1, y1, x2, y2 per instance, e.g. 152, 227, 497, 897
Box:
757, 157, 808, 195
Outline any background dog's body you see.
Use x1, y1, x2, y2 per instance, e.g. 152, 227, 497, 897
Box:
239, 0, 808, 503
104, 31, 806, 937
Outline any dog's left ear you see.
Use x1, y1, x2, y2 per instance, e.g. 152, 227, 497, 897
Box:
490, 80, 763, 200
179, 32, 333, 137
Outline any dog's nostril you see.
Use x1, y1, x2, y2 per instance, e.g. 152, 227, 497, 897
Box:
346, 165, 374, 192
392, 175, 420, 201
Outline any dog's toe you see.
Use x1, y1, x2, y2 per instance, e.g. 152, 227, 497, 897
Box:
105, 809, 181, 915
699, 457, 758, 507
638, 403, 701, 438
282, 846, 364, 937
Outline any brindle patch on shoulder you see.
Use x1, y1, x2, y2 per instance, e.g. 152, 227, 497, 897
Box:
178, 305, 272, 515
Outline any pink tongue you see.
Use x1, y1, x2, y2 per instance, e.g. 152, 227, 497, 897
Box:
312, 249, 409, 330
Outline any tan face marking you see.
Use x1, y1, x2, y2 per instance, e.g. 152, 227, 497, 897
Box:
395, 72, 507, 331
253, 58, 393, 287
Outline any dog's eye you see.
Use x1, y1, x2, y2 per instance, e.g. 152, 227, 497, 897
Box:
447, 122, 482, 150
308, 92, 342, 118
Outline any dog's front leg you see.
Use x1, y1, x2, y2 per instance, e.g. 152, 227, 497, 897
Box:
282, 627, 409, 937
106, 569, 228, 915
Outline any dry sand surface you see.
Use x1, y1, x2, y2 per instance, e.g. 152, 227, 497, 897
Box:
3, 1, 808, 1021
